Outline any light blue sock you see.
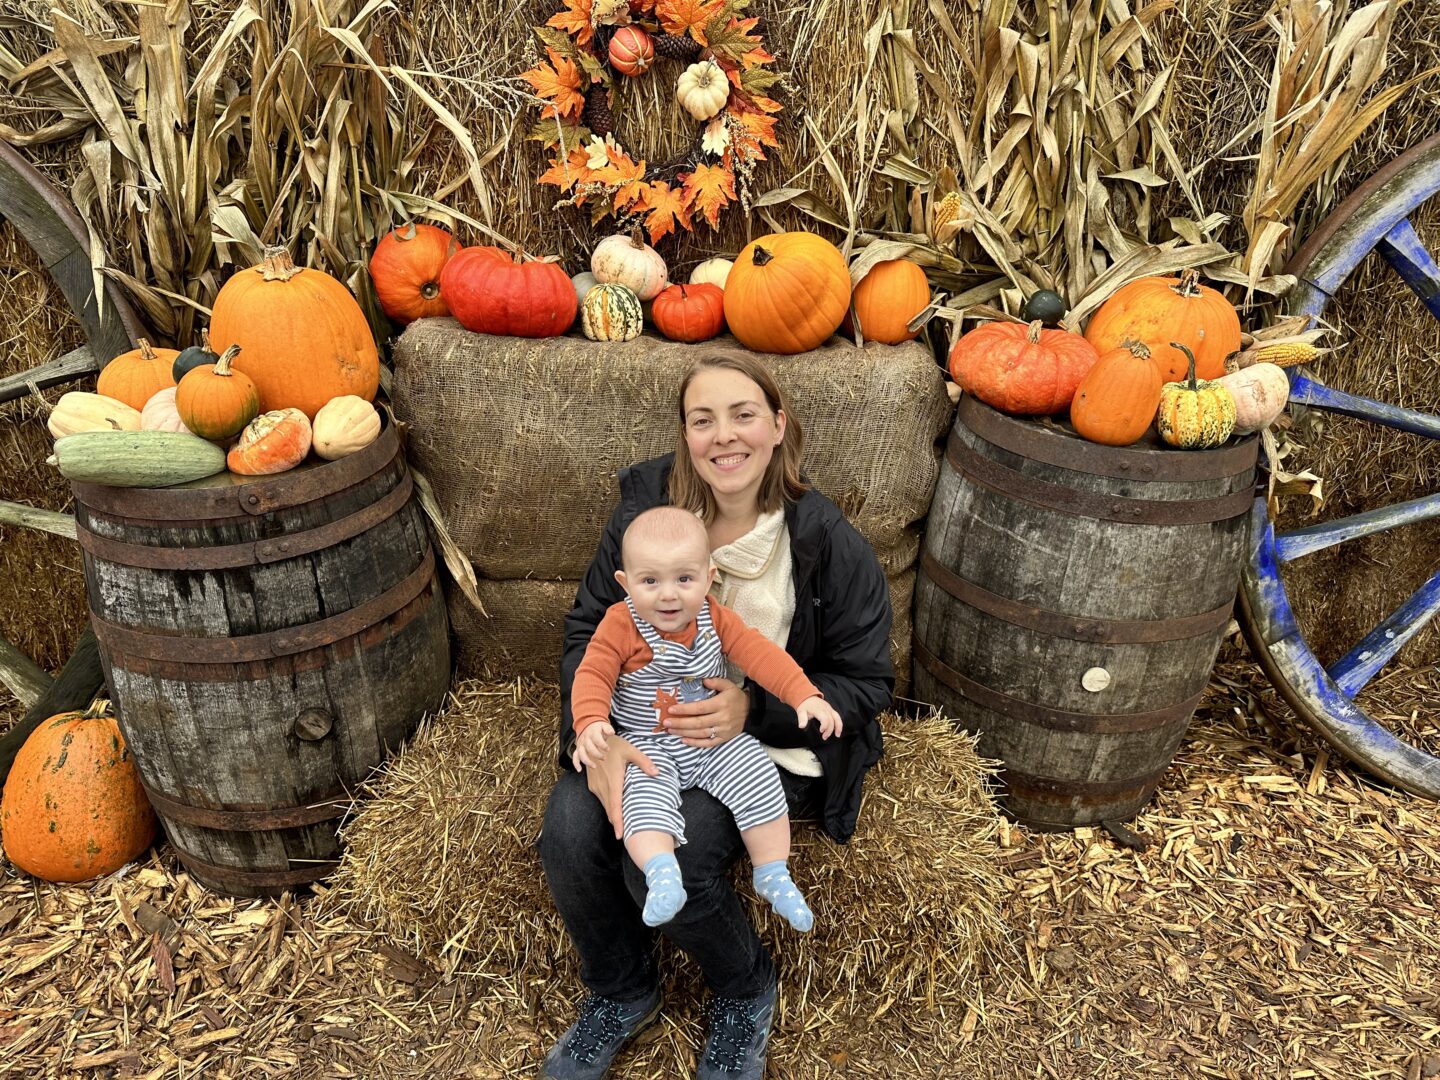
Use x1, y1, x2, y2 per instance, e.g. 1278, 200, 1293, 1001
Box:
753, 860, 813, 932
641, 852, 687, 927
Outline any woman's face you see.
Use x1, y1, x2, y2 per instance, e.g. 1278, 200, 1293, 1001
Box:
682, 367, 786, 508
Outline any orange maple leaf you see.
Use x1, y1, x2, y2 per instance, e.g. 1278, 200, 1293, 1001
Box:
750, 95, 783, 114
546, 0, 594, 46
595, 152, 650, 210
730, 111, 778, 162
523, 47, 586, 121
682, 163, 736, 230
657, 0, 724, 41
538, 145, 593, 193
638, 180, 692, 243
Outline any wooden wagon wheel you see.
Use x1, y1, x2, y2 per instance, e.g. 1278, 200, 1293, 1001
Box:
1238, 133, 1440, 798
0, 137, 148, 781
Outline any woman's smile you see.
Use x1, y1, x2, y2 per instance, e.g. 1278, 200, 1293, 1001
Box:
684, 367, 785, 504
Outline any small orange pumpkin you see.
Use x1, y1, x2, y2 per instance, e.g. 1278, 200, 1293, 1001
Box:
369, 223, 459, 324
97, 339, 180, 412
948, 320, 1099, 415
651, 283, 725, 343
227, 408, 312, 475
1, 703, 157, 883
724, 232, 851, 355
176, 345, 261, 441
1069, 340, 1165, 447
851, 259, 930, 344
209, 247, 380, 418
1084, 269, 1241, 382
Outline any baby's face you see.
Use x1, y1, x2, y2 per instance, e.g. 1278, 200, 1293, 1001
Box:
619, 536, 713, 633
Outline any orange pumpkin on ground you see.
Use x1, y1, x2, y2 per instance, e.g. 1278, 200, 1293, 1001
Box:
176, 345, 261, 441
209, 247, 380, 419
97, 339, 179, 412
1084, 268, 1240, 382
651, 283, 725, 343
724, 232, 851, 355
851, 259, 930, 344
227, 408, 313, 475
1069, 340, 1165, 447
369, 223, 459, 324
948, 320, 1099, 415
1, 704, 157, 882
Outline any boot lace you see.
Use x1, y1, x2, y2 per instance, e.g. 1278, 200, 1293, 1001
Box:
565, 995, 628, 1064
703, 995, 759, 1072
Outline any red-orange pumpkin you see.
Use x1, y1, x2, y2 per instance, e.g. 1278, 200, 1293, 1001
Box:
227, 408, 312, 475
369, 223, 459, 324
724, 232, 851, 355
1, 704, 157, 882
852, 259, 930, 344
1069, 340, 1164, 446
651, 283, 725, 343
948, 320, 1099, 415
440, 247, 577, 338
209, 247, 380, 419
1084, 268, 1240, 382
97, 339, 180, 412
608, 26, 654, 76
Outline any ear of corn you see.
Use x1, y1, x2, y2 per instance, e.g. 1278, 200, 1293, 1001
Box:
1250, 342, 1321, 367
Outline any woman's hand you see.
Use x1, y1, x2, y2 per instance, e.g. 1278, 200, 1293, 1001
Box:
572, 729, 658, 840
663, 676, 749, 747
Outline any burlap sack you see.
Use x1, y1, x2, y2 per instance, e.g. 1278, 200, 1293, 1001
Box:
391, 322, 952, 580
450, 570, 915, 698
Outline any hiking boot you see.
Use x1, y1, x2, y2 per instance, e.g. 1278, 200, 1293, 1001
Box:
694, 976, 776, 1078
539, 988, 662, 1079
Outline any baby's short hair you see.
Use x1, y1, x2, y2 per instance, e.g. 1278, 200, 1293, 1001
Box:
621, 506, 709, 569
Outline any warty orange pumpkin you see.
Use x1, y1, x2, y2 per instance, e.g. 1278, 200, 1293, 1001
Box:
948, 320, 1099, 415
227, 408, 313, 475
0, 703, 157, 883
723, 232, 850, 355
209, 247, 380, 419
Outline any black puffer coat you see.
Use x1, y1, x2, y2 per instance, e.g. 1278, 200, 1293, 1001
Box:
558, 454, 893, 842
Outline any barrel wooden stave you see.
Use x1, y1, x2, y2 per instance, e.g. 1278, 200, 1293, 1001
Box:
76, 436, 450, 897
914, 402, 1255, 828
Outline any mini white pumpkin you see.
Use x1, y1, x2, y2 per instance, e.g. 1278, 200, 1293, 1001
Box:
676, 60, 729, 121
571, 271, 599, 307
139, 387, 192, 434
591, 229, 669, 301
689, 257, 734, 291
47, 392, 142, 439
312, 395, 381, 460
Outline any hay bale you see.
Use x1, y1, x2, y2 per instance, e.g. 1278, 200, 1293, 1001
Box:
330, 678, 1010, 1070
447, 570, 916, 695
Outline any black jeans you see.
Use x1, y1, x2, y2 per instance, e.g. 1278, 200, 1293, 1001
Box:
538, 766, 818, 1002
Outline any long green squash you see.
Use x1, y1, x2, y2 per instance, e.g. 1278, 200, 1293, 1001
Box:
48, 430, 228, 487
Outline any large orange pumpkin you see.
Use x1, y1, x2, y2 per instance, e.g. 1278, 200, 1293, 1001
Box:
852, 259, 930, 344
724, 232, 850, 355
369, 222, 459, 324
1, 704, 157, 883
209, 247, 380, 419
97, 339, 180, 412
948, 320, 1099, 415
1069, 340, 1165, 447
1084, 269, 1240, 382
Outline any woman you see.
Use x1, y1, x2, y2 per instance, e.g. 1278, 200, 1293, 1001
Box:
538, 349, 893, 1080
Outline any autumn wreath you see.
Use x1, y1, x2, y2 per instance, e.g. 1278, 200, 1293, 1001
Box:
522, 0, 782, 242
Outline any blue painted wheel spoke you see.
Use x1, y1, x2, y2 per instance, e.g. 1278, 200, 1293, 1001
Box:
1377, 219, 1440, 322
1327, 566, 1440, 698
1288, 375, 1440, 440
1275, 492, 1440, 562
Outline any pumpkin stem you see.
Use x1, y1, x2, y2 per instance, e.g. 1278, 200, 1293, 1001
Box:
629, 227, 647, 250
81, 699, 110, 720
137, 337, 157, 362
1025, 319, 1043, 343
1120, 338, 1152, 360
214, 344, 241, 377
1171, 341, 1199, 390
200, 327, 212, 352
1173, 268, 1202, 298
751, 245, 774, 267
258, 247, 303, 282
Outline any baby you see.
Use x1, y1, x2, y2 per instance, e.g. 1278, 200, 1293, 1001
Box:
571, 506, 842, 932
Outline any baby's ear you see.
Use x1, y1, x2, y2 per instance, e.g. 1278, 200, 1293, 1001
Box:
614, 569, 628, 592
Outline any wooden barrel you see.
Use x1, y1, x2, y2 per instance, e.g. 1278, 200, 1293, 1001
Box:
71, 419, 450, 897
913, 395, 1258, 829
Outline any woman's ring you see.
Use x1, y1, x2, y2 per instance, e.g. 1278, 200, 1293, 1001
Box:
709, 726, 717, 740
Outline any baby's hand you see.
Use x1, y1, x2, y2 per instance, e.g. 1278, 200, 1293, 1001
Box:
796, 696, 843, 740
574, 721, 616, 771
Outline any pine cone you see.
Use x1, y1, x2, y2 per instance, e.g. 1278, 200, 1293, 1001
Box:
653, 32, 700, 60
583, 84, 614, 137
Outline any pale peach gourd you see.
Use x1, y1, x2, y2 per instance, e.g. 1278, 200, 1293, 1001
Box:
312, 396, 381, 460
139, 387, 192, 434
47, 392, 141, 439
591, 230, 669, 301
1216, 362, 1290, 435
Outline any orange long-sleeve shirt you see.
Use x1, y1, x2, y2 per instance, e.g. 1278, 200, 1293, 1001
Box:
571, 597, 820, 736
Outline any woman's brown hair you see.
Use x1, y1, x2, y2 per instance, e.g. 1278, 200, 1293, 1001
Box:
668, 347, 807, 522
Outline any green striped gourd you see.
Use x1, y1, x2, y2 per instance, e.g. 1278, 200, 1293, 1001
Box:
1156, 342, 1236, 450
47, 430, 228, 487
581, 283, 643, 342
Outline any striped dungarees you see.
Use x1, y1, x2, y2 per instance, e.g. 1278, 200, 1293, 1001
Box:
614, 597, 789, 844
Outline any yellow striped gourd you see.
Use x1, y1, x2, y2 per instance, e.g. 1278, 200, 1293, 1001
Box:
1156, 342, 1236, 450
